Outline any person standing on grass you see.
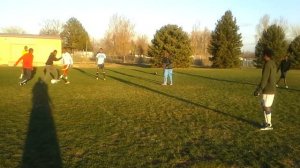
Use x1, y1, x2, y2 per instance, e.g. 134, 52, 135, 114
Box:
95, 48, 106, 80
59, 48, 73, 84
19, 45, 29, 79
162, 50, 173, 86
276, 56, 291, 88
43, 50, 62, 83
14, 48, 34, 86
254, 48, 277, 130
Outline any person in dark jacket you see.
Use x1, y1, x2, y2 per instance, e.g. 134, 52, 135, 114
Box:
162, 51, 173, 85
43, 50, 62, 83
254, 48, 277, 130
276, 56, 291, 88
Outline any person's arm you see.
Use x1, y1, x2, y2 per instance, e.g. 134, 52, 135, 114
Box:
287, 61, 291, 71
54, 55, 62, 61
277, 61, 281, 72
260, 62, 271, 90
14, 56, 23, 66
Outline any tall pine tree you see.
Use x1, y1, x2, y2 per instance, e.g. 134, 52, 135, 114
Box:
148, 24, 192, 68
255, 24, 288, 67
60, 17, 92, 51
288, 35, 300, 68
208, 10, 243, 68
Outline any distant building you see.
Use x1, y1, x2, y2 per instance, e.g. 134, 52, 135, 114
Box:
0, 33, 62, 66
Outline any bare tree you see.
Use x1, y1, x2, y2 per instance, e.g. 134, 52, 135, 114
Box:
102, 14, 135, 63
255, 14, 270, 41
190, 24, 211, 65
1, 26, 26, 34
290, 25, 300, 38
135, 35, 149, 56
39, 19, 63, 36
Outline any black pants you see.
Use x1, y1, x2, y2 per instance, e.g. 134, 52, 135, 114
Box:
21, 68, 32, 83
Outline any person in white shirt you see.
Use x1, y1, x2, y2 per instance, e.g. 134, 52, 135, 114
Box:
60, 48, 73, 84
95, 48, 107, 80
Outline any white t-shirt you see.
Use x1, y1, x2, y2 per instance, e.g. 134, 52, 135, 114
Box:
62, 52, 73, 65
96, 53, 106, 64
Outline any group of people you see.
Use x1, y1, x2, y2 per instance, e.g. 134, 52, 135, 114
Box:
14, 46, 74, 85
14, 46, 292, 131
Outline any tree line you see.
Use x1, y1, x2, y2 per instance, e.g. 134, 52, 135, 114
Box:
1, 11, 300, 68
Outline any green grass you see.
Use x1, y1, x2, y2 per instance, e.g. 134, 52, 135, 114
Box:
0, 65, 299, 167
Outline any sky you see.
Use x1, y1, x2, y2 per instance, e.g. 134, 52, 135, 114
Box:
0, 0, 299, 51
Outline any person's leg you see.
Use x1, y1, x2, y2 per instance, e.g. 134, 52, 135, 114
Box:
169, 69, 173, 85
163, 69, 167, 85
283, 72, 288, 88
261, 94, 274, 130
96, 65, 100, 79
101, 64, 106, 80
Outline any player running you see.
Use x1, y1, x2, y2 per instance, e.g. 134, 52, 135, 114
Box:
43, 50, 62, 83
14, 48, 34, 86
19, 45, 29, 79
276, 56, 291, 88
59, 48, 73, 84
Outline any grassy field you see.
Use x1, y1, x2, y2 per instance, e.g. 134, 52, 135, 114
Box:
0, 65, 299, 168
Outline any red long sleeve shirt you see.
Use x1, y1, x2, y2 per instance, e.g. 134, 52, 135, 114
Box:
15, 53, 34, 69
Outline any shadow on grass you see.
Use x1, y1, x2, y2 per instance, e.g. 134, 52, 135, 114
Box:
129, 69, 163, 76
116, 63, 151, 68
73, 67, 96, 79
21, 78, 62, 168
175, 71, 257, 86
108, 74, 261, 128
107, 69, 161, 85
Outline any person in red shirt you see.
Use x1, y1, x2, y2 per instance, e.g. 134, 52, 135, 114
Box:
14, 48, 34, 85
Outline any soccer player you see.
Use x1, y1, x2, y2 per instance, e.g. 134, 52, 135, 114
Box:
19, 45, 29, 79
43, 50, 62, 83
162, 50, 173, 85
95, 48, 107, 80
14, 48, 34, 85
276, 56, 291, 88
59, 48, 73, 84
254, 48, 277, 130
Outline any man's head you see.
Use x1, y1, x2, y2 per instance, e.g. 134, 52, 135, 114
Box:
24, 46, 28, 51
28, 48, 33, 53
263, 48, 274, 61
53, 50, 57, 55
62, 47, 69, 53
99, 48, 104, 53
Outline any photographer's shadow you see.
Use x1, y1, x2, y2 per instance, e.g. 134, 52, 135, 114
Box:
21, 78, 62, 168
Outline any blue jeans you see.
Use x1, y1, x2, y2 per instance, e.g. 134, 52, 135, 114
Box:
163, 69, 173, 84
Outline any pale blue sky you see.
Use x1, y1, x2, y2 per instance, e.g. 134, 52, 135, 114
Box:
0, 0, 299, 51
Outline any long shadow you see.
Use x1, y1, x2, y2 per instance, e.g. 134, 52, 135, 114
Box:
21, 78, 62, 168
175, 71, 257, 86
130, 69, 163, 76
107, 69, 161, 85
73, 67, 97, 79
177, 71, 300, 92
107, 74, 261, 128
116, 62, 151, 68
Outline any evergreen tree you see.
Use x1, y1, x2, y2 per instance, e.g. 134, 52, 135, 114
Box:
208, 10, 243, 68
148, 24, 192, 68
60, 17, 92, 51
288, 35, 300, 68
255, 24, 288, 67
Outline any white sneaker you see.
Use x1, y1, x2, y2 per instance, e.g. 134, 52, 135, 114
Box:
276, 84, 278, 87
260, 124, 273, 130
65, 81, 70, 84
161, 83, 167, 86
170, 83, 173, 86
285, 86, 288, 89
